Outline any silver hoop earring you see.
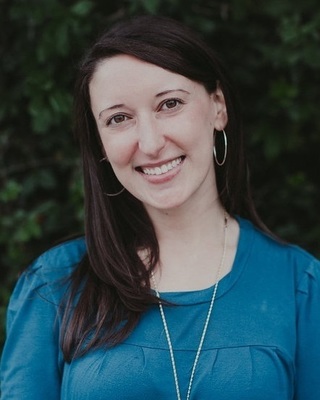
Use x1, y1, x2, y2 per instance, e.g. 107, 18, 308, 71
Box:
213, 129, 227, 166
104, 187, 125, 197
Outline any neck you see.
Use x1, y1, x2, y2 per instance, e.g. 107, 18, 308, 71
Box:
145, 196, 232, 292
146, 193, 225, 242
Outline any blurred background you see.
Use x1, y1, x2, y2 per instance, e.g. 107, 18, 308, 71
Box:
1, 0, 319, 352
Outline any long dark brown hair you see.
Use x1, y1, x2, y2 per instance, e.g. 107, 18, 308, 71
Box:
61, 15, 265, 361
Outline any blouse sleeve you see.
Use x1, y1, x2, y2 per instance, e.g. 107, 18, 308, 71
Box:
295, 257, 320, 399
0, 258, 68, 400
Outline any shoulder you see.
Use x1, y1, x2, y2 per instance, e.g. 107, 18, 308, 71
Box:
10, 237, 87, 309
27, 236, 87, 279
238, 217, 320, 288
29, 237, 87, 276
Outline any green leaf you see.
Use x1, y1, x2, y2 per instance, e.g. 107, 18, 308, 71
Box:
71, 1, 94, 16
139, 0, 161, 14
0, 180, 22, 202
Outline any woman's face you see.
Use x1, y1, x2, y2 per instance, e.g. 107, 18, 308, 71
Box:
89, 54, 227, 213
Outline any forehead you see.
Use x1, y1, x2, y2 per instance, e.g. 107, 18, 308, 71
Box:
90, 54, 196, 95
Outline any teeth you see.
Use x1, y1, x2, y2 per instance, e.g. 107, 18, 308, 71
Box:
142, 157, 183, 176
161, 164, 168, 173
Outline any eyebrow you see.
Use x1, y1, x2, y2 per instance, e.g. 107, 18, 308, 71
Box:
155, 88, 190, 97
98, 89, 190, 119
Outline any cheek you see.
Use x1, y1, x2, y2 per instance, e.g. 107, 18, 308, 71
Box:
100, 134, 135, 168
173, 106, 214, 148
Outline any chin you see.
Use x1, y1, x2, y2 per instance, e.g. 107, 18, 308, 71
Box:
143, 196, 188, 212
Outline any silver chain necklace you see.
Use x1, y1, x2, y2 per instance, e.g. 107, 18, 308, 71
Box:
151, 213, 228, 400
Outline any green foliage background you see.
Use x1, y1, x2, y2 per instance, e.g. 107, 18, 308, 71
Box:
1, 0, 319, 352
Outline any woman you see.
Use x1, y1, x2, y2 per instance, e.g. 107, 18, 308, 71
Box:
1, 15, 320, 400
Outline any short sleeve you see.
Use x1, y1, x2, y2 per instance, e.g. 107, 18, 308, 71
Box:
0, 238, 86, 400
295, 258, 320, 399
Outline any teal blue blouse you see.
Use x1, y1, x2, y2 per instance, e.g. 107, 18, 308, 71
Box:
1, 218, 320, 399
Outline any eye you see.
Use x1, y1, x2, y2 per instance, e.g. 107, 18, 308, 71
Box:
106, 114, 130, 126
160, 98, 184, 111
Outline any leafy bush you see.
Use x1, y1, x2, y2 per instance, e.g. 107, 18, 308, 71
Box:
1, 0, 319, 352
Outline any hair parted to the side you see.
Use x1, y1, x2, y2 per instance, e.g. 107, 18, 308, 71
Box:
61, 15, 266, 361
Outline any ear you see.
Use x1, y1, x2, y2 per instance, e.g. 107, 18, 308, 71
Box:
211, 87, 228, 130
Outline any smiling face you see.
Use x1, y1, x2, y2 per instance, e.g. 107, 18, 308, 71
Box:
89, 54, 227, 214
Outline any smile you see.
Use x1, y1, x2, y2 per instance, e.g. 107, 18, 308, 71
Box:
140, 157, 184, 176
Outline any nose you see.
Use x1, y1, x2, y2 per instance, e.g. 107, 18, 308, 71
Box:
137, 116, 165, 157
